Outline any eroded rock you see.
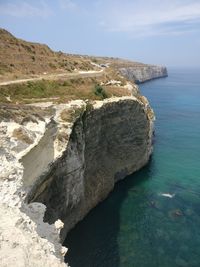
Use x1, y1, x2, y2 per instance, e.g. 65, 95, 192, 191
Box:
0, 96, 154, 266
119, 65, 168, 83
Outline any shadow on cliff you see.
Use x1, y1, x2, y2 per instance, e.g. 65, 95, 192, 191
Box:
63, 157, 155, 267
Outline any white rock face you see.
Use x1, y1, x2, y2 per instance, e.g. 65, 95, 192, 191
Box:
0, 106, 71, 267
28, 96, 155, 239
0, 95, 154, 266
119, 65, 168, 83
0, 204, 67, 267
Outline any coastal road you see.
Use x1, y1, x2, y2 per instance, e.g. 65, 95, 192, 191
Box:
0, 69, 104, 86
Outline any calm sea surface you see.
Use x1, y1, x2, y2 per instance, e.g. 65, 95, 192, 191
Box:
64, 68, 200, 267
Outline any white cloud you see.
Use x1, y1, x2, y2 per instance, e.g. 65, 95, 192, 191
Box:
98, 0, 200, 36
0, 1, 53, 18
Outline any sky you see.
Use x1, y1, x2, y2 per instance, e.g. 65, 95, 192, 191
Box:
1, 0, 200, 67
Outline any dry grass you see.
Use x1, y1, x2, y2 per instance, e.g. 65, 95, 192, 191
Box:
0, 29, 151, 83
0, 104, 53, 123
106, 86, 131, 97
146, 107, 155, 120
60, 106, 85, 122
0, 71, 131, 104
87, 55, 148, 69
0, 29, 96, 81
0, 29, 139, 105
60, 109, 74, 122
12, 127, 33, 144
57, 131, 69, 142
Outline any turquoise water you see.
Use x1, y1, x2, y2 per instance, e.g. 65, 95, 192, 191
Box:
64, 68, 200, 267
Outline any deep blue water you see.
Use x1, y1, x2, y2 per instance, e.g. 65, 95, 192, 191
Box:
64, 68, 200, 267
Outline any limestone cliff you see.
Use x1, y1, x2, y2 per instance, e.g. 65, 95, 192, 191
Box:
0, 94, 154, 266
0, 28, 164, 267
0, 112, 68, 267
25, 96, 154, 239
119, 65, 168, 83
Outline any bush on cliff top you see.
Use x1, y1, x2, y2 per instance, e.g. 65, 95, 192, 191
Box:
94, 84, 108, 99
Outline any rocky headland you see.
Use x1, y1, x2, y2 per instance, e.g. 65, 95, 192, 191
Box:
119, 65, 168, 83
0, 93, 154, 266
0, 29, 166, 267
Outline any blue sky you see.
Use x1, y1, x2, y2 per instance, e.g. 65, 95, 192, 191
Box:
1, 0, 200, 67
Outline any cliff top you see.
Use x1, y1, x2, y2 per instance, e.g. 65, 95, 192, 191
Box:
0, 28, 96, 81
0, 29, 144, 105
0, 29, 157, 267
0, 29, 166, 107
0, 28, 154, 82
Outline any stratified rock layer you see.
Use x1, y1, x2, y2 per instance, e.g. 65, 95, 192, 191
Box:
28, 97, 154, 239
120, 65, 168, 83
0, 95, 154, 266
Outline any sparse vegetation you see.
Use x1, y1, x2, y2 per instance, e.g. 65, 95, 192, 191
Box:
60, 109, 74, 121
0, 73, 131, 104
91, 58, 99, 63
146, 107, 154, 120
60, 106, 85, 122
85, 101, 94, 112
0, 29, 95, 81
0, 29, 139, 105
0, 104, 53, 123
57, 131, 69, 142
94, 84, 108, 99
12, 127, 33, 144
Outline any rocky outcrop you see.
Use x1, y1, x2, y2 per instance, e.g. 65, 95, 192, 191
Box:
119, 65, 168, 83
0, 111, 69, 267
0, 204, 67, 267
0, 94, 154, 266
26, 96, 154, 239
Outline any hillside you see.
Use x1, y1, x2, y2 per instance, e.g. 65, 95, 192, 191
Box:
0, 29, 167, 83
0, 28, 162, 267
0, 29, 95, 81
0, 29, 167, 105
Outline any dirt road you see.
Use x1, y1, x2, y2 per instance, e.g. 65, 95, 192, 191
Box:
0, 70, 104, 86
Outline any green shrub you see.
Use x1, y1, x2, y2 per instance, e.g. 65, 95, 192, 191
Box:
86, 102, 94, 112
94, 84, 108, 99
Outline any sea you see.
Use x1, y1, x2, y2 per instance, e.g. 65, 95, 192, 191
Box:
64, 68, 200, 267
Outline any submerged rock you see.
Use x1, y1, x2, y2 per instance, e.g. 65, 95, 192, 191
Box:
168, 209, 183, 219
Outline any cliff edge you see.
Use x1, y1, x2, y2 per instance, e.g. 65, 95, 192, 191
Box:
0, 95, 154, 266
0, 29, 160, 267
119, 65, 168, 83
